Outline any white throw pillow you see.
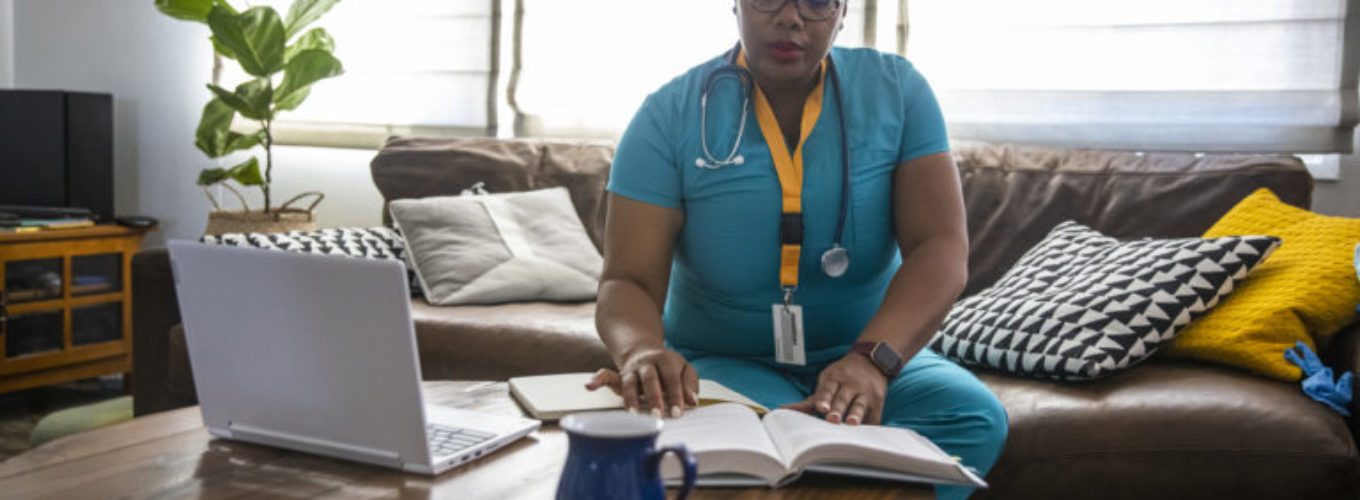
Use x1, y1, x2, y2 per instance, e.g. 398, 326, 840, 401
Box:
389, 187, 602, 305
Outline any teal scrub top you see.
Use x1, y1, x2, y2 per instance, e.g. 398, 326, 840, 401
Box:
607, 47, 950, 366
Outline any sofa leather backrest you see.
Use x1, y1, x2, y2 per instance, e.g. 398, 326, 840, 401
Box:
371, 137, 614, 250
371, 138, 1314, 298
954, 143, 1314, 296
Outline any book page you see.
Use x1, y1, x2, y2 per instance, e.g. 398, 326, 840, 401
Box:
762, 409, 978, 486
697, 380, 769, 414
656, 403, 789, 485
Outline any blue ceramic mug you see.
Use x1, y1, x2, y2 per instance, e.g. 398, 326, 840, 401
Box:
556, 411, 697, 500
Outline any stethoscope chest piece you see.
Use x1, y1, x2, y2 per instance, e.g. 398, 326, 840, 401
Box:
821, 244, 850, 278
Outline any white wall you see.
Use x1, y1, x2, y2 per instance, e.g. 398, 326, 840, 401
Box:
0, 0, 13, 87
11, 1, 383, 247
1312, 133, 1360, 217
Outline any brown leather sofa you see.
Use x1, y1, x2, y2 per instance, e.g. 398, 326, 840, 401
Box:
132, 138, 1360, 499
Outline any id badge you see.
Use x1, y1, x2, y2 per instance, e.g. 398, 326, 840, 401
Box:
771, 304, 806, 366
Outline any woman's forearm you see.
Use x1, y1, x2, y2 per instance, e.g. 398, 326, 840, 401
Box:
595, 278, 670, 368
858, 235, 969, 360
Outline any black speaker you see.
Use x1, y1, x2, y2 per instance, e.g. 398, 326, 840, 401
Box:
0, 90, 114, 222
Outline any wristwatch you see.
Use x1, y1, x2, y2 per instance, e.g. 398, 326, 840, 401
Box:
851, 341, 905, 379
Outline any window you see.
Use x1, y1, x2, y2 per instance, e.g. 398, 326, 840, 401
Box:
905, 0, 1359, 154
510, 0, 884, 139
223, 0, 500, 148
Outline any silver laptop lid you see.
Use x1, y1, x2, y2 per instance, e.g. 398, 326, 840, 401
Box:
168, 241, 432, 468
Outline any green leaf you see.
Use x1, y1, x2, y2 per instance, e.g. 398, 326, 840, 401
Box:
194, 98, 234, 157
284, 27, 334, 63
227, 157, 265, 186
284, 0, 341, 39
197, 167, 231, 186
274, 49, 342, 111
155, 0, 215, 22
207, 84, 252, 118
208, 5, 286, 77
195, 100, 264, 159
212, 0, 238, 15
207, 78, 272, 120
212, 36, 236, 60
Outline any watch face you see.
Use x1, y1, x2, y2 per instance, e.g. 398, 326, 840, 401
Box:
871, 344, 901, 373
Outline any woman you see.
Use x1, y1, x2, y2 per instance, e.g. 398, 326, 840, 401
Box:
588, 1, 1008, 498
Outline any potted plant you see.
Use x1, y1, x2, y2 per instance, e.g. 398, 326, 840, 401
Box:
155, 0, 343, 234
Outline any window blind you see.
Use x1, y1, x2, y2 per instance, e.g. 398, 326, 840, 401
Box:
222, 0, 500, 149
511, 0, 877, 139
906, 0, 1359, 153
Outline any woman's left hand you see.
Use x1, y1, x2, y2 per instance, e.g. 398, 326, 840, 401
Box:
781, 354, 888, 425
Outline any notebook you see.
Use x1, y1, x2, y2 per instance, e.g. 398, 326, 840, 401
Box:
508, 372, 768, 420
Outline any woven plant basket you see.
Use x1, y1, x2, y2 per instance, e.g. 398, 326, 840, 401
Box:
203, 184, 325, 236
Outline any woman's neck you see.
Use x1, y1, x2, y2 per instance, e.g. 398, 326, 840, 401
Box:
754, 67, 822, 145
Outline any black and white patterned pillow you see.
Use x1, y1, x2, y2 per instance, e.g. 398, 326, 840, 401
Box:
930, 221, 1279, 381
201, 227, 407, 262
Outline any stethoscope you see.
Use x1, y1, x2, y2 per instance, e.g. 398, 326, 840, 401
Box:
696, 43, 852, 279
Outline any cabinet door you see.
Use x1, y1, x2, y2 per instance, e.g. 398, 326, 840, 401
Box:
4, 309, 63, 358
72, 302, 122, 346
71, 253, 121, 297
4, 258, 63, 303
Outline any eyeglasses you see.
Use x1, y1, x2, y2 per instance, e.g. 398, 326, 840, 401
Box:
747, 0, 842, 22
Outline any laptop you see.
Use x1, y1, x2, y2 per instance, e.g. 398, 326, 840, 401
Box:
167, 241, 540, 475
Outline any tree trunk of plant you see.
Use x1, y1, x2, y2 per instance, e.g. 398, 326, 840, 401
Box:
263, 120, 273, 213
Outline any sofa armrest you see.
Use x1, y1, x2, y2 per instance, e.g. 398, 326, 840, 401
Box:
1322, 320, 1360, 444
132, 248, 185, 416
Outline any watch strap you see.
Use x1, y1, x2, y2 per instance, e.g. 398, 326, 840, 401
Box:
851, 341, 904, 379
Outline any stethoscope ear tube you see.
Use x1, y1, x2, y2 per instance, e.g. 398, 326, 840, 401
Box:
697, 42, 853, 280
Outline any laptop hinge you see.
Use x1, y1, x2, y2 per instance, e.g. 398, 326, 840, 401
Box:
228, 421, 404, 468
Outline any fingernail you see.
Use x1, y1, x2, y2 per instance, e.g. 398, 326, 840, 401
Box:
847, 416, 860, 425
670, 405, 682, 418
651, 407, 662, 418
627, 407, 638, 414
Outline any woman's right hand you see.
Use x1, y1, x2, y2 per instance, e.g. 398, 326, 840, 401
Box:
585, 348, 699, 418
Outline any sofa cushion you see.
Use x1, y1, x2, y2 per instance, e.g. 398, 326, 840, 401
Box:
200, 227, 407, 261
1163, 188, 1360, 381
955, 144, 1313, 297
974, 360, 1359, 499
370, 137, 613, 251
391, 187, 602, 305
932, 221, 1279, 381
408, 300, 613, 381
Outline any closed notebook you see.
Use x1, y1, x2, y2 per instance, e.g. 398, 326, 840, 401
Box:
508, 372, 768, 421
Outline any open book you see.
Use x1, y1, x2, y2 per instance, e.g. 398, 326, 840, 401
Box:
658, 403, 987, 489
508, 372, 768, 420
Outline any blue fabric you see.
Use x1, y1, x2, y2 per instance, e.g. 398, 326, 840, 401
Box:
612, 47, 998, 499
687, 349, 1007, 500
609, 47, 950, 364
1284, 341, 1353, 416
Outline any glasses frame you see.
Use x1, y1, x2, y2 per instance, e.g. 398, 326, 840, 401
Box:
746, 0, 843, 22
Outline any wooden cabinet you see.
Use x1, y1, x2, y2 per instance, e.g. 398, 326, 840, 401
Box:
0, 225, 148, 393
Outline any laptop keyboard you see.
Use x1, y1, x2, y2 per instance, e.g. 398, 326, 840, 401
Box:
427, 423, 496, 457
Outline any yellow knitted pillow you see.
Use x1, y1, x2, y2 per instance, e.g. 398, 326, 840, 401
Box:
1161, 188, 1360, 381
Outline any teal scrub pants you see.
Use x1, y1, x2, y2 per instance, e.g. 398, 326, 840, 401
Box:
686, 348, 1008, 500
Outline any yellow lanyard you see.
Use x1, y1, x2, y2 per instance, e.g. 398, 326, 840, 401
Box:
737, 51, 827, 291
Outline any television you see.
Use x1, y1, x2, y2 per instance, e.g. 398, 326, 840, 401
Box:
0, 90, 114, 222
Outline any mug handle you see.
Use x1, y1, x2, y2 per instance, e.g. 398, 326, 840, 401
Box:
652, 445, 697, 500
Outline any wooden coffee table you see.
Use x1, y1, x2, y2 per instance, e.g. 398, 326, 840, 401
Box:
0, 381, 934, 499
